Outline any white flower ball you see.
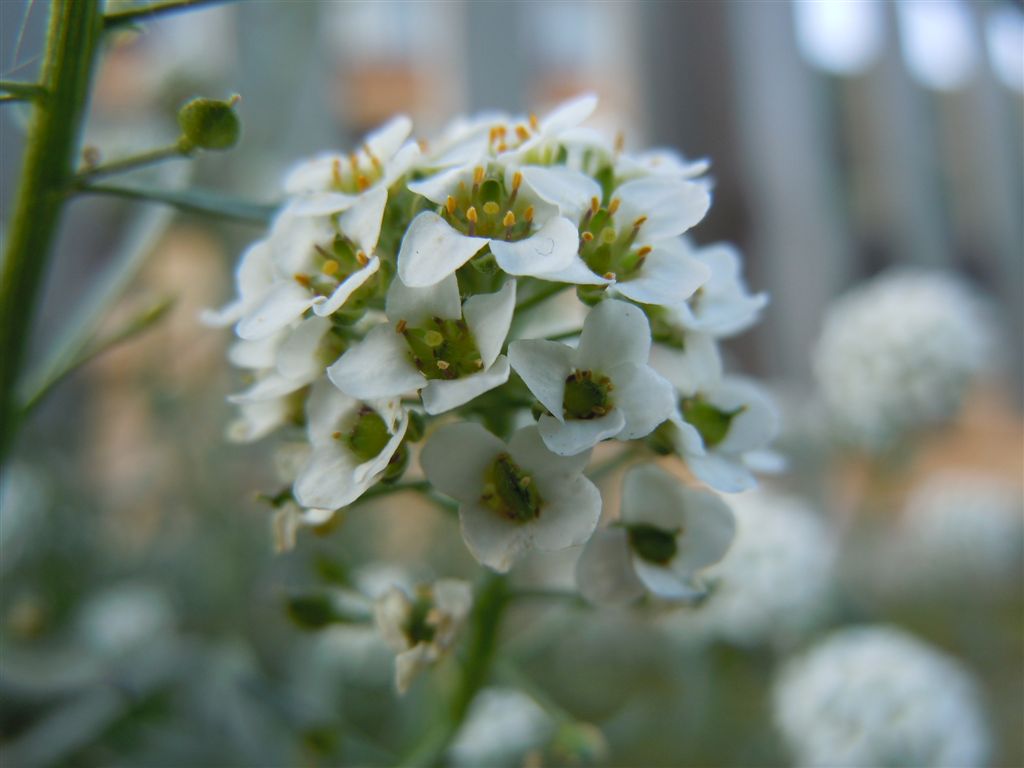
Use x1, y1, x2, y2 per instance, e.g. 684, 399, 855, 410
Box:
896, 472, 1023, 590
774, 625, 990, 768
697, 490, 836, 647
814, 269, 993, 451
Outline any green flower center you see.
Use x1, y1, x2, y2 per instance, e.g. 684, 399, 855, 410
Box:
294, 234, 375, 301
481, 453, 543, 523
439, 165, 536, 242
404, 593, 437, 645
577, 198, 650, 282
627, 523, 679, 565
344, 408, 391, 462
328, 149, 386, 196
401, 316, 484, 380
563, 370, 614, 420
681, 397, 745, 449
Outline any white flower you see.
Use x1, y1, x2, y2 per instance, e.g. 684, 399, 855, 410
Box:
77, 583, 176, 659
271, 502, 334, 553
291, 379, 408, 511
660, 372, 781, 493
509, 299, 675, 456
689, 491, 836, 647
374, 579, 472, 694
450, 688, 554, 767
420, 423, 602, 572
892, 472, 1023, 591
773, 625, 990, 768
814, 269, 993, 451
670, 242, 767, 337
576, 465, 735, 604
648, 333, 723, 398
327, 273, 515, 415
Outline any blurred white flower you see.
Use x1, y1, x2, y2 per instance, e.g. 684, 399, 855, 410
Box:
892, 472, 1023, 591
814, 269, 993, 451
374, 579, 472, 694
576, 465, 735, 603
691, 490, 836, 647
77, 583, 176, 659
774, 625, 990, 768
510, 299, 675, 456
450, 687, 554, 767
421, 423, 601, 572
671, 242, 768, 338
328, 274, 515, 415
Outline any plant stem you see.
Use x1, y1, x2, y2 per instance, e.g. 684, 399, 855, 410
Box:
103, 0, 232, 29
399, 572, 509, 767
76, 141, 189, 182
0, 0, 104, 462
74, 182, 276, 225
0, 81, 47, 100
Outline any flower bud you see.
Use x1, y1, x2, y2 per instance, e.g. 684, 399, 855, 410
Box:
178, 95, 241, 151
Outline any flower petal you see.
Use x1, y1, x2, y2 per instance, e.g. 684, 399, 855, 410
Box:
463, 280, 516, 368
459, 501, 532, 573
519, 165, 602, 222
293, 441, 367, 510
489, 217, 579, 277
576, 528, 646, 606
508, 425, 590, 481
386, 271, 462, 326
421, 356, 511, 415
228, 372, 307, 404
615, 177, 711, 243
610, 362, 675, 440
508, 339, 574, 420
612, 246, 711, 307
312, 255, 380, 317
397, 212, 490, 287
532, 255, 610, 286
276, 315, 331, 381
649, 335, 723, 397
228, 335, 281, 370
284, 191, 359, 217
633, 559, 705, 600
305, 378, 359, 445
420, 422, 505, 503
407, 165, 470, 205
540, 92, 598, 134
365, 115, 413, 161
707, 379, 779, 455
337, 185, 388, 253
576, 299, 652, 372
352, 409, 409, 485
537, 409, 626, 456
226, 399, 290, 443
686, 451, 757, 493
531, 475, 602, 551
327, 324, 425, 400
236, 281, 314, 341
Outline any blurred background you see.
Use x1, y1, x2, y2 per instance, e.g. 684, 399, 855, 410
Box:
1, 1, 1022, 766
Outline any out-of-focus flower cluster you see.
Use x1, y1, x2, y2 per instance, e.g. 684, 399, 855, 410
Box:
207, 94, 778, 690
813, 269, 994, 452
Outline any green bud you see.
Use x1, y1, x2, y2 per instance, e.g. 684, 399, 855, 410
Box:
285, 594, 336, 629
346, 408, 391, 462
177, 95, 241, 151
645, 420, 676, 456
682, 398, 744, 449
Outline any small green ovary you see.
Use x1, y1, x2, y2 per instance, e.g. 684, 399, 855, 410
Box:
481, 453, 543, 523
627, 523, 679, 565
577, 201, 652, 282
402, 316, 484, 380
563, 370, 614, 420
682, 397, 745, 449
345, 407, 391, 462
440, 166, 536, 242
404, 594, 437, 645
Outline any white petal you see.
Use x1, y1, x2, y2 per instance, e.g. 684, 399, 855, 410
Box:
236, 281, 314, 341
459, 501, 532, 573
202, 240, 275, 327
519, 166, 602, 222
649, 336, 723, 397
421, 356, 511, 414
508, 425, 590, 482
394, 644, 431, 694
226, 399, 289, 443
632, 559, 704, 600
576, 528, 646, 606
669, 414, 707, 456
382, 142, 422, 186
707, 379, 779, 455
533, 255, 609, 286
420, 422, 505, 503
293, 441, 368, 510
612, 247, 711, 307
686, 452, 757, 493
283, 153, 343, 194
312, 255, 380, 317
228, 372, 306, 404
284, 191, 358, 217
537, 410, 626, 456
305, 378, 359, 445
531, 475, 602, 551
276, 315, 331, 381
337, 186, 388, 252
432, 580, 473, 621
374, 587, 412, 651
610, 363, 675, 440
386, 271, 462, 326
463, 280, 516, 368
621, 464, 689, 529
744, 449, 787, 474
615, 177, 711, 242
508, 339, 574, 419
397, 212, 490, 287
576, 299, 652, 373
365, 115, 413, 161
327, 324, 425, 400
407, 166, 470, 205
489, 217, 579, 277
227, 336, 281, 370
540, 92, 598, 134
352, 409, 409, 485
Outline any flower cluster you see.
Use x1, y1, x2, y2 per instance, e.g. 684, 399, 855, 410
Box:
208, 95, 776, 688
813, 269, 994, 452
773, 625, 990, 768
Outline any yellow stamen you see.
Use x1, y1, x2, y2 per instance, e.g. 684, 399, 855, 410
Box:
357, 174, 370, 191
473, 166, 485, 186
512, 171, 523, 191
294, 274, 312, 288
637, 245, 653, 257
614, 131, 625, 153
590, 196, 600, 214
395, 319, 407, 334
331, 158, 343, 188
608, 198, 621, 215
502, 211, 516, 227
446, 196, 457, 215
322, 259, 340, 276
436, 360, 450, 370
603, 271, 616, 280
581, 231, 594, 242
524, 206, 534, 222
332, 431, 343, 440
515, 124, 530, 142
466, 206, 478, 223
356, 250, 369, 266
363, 142, 382, 171
529, 113, 539, 131
632, 215, 648, 229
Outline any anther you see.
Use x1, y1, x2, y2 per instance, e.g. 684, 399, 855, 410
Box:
331, 158, 343, 188
322, 259, 340, 276
466, 206, 478, 223
581, 231, 595, 242
637, 245, 653, 257
523, 206, 534, 222
363, 142, 382, 171
395, 319, 407, 334
332, 431, 343, 440
632, 215, 647, 230
294, 274, 312, 288
529, 113, 539, 131
356, 251, 369, 266
512, 171, 523, 191
604, 271, 616, 280
515, 124, 530, 142
357, 174, 370, 191
608, 198, 621, 215
473, 166, 485, 186
502, 211, 516, 227
446, 196, 457, 215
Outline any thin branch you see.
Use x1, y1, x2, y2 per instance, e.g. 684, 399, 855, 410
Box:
75, 141, 189, 182
0, 80, 46, 99
103, 0, 232, 30
74, 181, 277, 225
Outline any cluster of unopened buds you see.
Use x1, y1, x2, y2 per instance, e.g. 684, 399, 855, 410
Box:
206, 94, 780, 692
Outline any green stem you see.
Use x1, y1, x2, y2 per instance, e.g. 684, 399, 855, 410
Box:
0, 0, 104, 462
515, 281, 571, 314
76, 141, 189, 182
399, 572, 509, 768
74, 182, 276, 225
103, 0, 231, 29
0, 81, 47, 100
